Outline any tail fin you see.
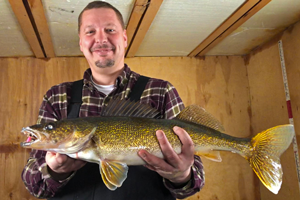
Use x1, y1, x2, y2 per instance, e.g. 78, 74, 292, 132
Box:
249, 125, 294, 194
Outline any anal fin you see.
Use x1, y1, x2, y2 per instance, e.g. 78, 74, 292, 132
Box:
195, 150, 222, 162
100, 160, 128, 190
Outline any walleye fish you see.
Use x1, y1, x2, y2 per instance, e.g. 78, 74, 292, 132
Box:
21, 99, 294, 194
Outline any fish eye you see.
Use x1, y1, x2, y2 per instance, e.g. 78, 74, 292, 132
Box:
45, 123, 55, 130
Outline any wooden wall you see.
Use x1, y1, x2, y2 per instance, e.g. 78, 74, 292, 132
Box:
246, 20, 300, 200
0, 21, 299, 200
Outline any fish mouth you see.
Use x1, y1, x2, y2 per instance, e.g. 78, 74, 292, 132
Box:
21, 127, 41, 147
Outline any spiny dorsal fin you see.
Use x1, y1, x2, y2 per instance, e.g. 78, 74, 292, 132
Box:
176, 105, 225, 133
101, 98, 161, 119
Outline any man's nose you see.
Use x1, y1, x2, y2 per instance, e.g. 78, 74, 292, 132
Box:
95, 30, 108, 43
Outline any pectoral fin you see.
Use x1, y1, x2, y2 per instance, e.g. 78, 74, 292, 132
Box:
195, 150, 222, 162
57, 127, 97, 154
100, 160, 128, 190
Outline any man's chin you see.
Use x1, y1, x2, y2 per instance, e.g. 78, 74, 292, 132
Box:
95, 59, 115, 68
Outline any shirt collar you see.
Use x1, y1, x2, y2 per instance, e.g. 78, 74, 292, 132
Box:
82, 64, 132, 90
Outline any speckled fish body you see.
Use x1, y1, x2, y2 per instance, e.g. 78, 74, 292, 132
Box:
20, 99, 294, 194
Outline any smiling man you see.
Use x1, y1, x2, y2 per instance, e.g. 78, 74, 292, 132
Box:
21, 1, 204, 200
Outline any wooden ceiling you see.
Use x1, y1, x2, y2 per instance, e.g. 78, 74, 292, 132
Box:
2, 0, 300, 58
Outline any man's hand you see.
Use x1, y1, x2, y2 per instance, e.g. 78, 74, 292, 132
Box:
138, 126, 194, 186
46, 152, 86, 181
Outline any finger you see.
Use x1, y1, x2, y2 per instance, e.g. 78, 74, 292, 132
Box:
138, 149, 174, 172
156, 130, 180, 166
55, 153, 68, 165
173, 126, 194, 157
143, 164, 156, 171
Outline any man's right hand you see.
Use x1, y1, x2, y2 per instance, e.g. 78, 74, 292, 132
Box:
46, 151, 86, 181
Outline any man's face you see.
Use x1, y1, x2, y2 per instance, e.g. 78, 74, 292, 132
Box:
79, 8, 127, 70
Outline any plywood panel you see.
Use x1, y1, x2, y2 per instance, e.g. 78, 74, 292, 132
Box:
0, 0, 33, 57
0, 56, 254, 200
0, 57, 89, 200
246, 21, 300, 199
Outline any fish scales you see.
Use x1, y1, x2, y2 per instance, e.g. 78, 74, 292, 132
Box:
74, 117, 252, 160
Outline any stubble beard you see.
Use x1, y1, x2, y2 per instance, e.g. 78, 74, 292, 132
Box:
91, 44, 116, 68
95, 59, 115, 68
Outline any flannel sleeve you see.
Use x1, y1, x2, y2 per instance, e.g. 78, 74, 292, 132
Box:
21, 86, 73, 198
164, 155, 204, 199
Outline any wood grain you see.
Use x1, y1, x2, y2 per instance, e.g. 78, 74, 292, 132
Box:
188, 0, 271, 57
126, 0, 164, 57
27, 0, 55, 58
7, 0, 44, 58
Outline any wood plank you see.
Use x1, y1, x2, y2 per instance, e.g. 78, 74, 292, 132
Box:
189, 0, 270, 57
8, 0, 44, 58
125, 0, 148, 54
126, 0, 163, 57
27, 0, 55, 57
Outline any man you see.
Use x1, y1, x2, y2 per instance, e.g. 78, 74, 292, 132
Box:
21, 1, 204, 199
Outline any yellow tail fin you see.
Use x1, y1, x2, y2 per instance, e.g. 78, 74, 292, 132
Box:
249, 125, 294, 194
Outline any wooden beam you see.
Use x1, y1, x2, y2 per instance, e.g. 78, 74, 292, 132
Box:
8, 0, 45, 58
27, 0, 55, 57
189, 0, 272, 57
125, 0, 148, 54
126, 0, 163, 58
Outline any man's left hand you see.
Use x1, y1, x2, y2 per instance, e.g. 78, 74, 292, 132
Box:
138, 126, 194, 186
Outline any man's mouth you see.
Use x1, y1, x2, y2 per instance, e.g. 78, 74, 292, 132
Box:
94, 48, 112, 52
92, 48, 114, 56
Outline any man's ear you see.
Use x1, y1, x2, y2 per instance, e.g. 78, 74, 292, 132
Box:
123, 29, 128, 48
79, 37, 83, 52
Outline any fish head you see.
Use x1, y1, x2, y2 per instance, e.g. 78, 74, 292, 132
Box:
20, 120, 79, 150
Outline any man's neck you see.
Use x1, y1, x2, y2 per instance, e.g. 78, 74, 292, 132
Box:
91, 65, 124, 85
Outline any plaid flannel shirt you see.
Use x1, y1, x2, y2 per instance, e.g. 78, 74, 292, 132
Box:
21, 65, 204, 199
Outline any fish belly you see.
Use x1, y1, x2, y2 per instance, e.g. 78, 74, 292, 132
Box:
67, 147, 100, 164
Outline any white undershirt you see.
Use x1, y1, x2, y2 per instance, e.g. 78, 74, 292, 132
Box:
91, 76, 114, 95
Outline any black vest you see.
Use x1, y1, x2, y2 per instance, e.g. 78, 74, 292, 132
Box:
50, 76, 175, 200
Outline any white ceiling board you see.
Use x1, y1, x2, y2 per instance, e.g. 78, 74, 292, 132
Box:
207, 0, 300, 55
0, 0, 33, 57
42, 0, 135, 56
134, 0, 246, 57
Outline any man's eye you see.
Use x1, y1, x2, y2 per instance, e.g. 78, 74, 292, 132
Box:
86, 30, 95, 34
106, 29, 115, 33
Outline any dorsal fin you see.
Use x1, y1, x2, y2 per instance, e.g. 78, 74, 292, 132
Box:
176, 105, 225, 133
101, 98, 161, 119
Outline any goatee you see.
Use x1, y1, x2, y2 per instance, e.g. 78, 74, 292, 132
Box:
91, 44, 115, 68
95, 59, 115, 68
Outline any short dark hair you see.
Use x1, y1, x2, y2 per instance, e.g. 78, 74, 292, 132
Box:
78, 1, 125, 33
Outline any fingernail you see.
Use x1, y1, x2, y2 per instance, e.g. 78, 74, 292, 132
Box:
156, 131, 164, 139
173, 126, 179, 131
139, 151, 147, 159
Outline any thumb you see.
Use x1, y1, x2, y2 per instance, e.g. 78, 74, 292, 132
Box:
55, 153, 68, 165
